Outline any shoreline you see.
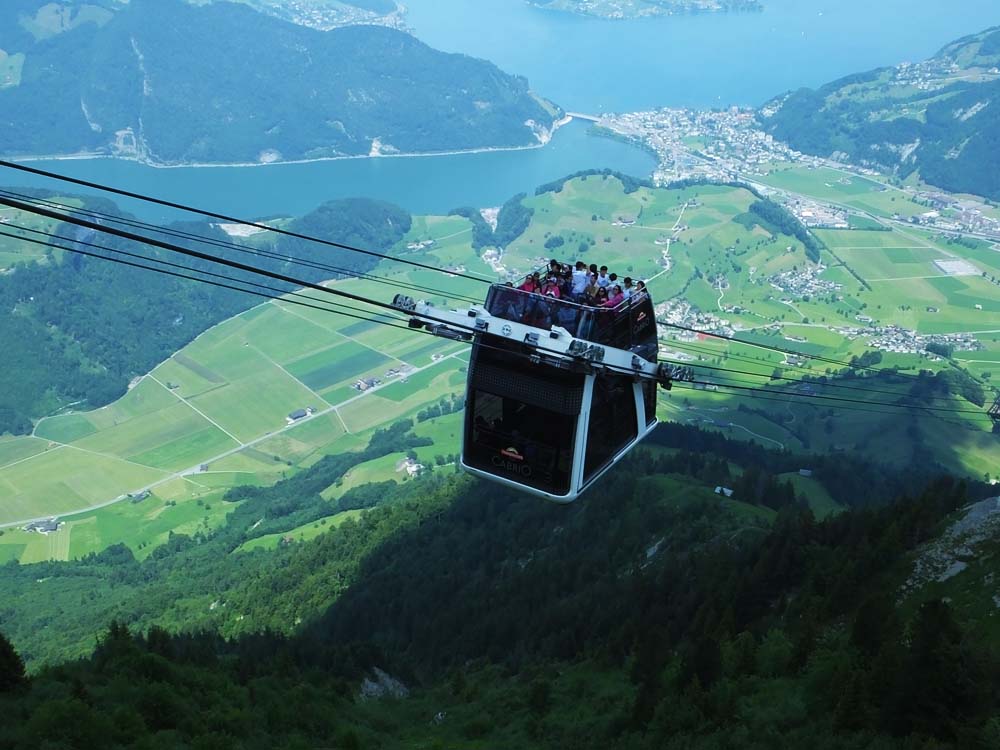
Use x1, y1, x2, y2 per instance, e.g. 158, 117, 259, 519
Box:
11, 114, 577, 171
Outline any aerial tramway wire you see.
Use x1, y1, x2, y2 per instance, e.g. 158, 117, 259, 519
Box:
2, 160, 984, 393
2, 193, 992, 423
0, 229, 420, 332
664, 382, 978, 423
656, 318, 933, 381
657, 345, 975, 407
0, 188, 484, 305
7, 220, 986, 426
0, 159, 492, 284
2, 223, 408, 325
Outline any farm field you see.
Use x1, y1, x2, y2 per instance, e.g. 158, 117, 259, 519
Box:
235, 509, 366, 553
757, 166, 927, 218
0, 175, 996, 563
0, 197, 83, 270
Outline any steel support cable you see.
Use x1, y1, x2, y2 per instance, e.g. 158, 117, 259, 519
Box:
661, 336, 968, 403
2, 196, 991, 422
657, 345, 974, 406
1, 223, 406, 325
673, 375, 983, 426
0, 188, 484, 305
680, 376, 990, 418
10, 226, 991, 426
0, 159, 492, 284
656, 318, 931, 380
665, 383, 987, 425
0, 194, 457, 323
0, 160, 964, 385
0, 229, 424, 332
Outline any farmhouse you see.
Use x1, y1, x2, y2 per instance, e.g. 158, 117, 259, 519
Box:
23, 518, 61, 534
353, 378, 381, 391
286, 407, 315, 424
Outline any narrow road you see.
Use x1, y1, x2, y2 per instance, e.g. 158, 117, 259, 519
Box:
0, 349, 467, 530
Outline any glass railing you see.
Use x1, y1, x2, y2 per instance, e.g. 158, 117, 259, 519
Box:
484, 284, 655, 353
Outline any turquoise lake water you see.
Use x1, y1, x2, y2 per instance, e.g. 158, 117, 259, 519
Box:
9, 0, 1000, 221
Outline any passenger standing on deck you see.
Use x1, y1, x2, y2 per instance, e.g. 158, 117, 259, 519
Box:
622, 277, 635, 298
571, 261, 590, 300
596, 266, 611, 289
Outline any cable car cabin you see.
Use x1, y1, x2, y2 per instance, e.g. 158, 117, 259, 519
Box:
459, 284, 661, 502
462, 286, 659, 501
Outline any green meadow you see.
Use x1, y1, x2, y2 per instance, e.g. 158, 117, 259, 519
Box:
0, 176, 995, 563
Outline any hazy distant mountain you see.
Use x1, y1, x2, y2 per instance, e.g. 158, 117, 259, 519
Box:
0, 0, 559, 165
760, 27, 1000, 200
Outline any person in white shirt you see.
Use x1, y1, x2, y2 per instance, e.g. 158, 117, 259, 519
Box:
622, 276, 634, 298
595, 265, 611, 289
571, 261, 589, 299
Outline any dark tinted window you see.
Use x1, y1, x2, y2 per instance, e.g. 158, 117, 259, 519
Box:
464, 338, 584, 495
583, 373, 638, 483
642, 380, 657, 426
465, 390, 576, 495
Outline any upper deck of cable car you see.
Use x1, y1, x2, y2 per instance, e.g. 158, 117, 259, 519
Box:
481, 261, 658, 362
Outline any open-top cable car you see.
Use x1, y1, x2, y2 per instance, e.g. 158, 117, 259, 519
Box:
393, 269, 691, 502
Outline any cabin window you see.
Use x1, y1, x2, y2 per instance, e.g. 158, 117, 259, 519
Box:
642, 380, 657, 426
465, 390, 576, 495
583, 373, 638, 484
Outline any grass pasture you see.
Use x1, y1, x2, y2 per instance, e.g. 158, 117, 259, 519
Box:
0, 447, 167, 526
759, 166, 926, 217
0, 437, 49, 468
235, 509, 366, 553
3, 173, 996, 563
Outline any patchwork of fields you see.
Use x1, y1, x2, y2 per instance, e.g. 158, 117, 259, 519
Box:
0, 175, 996, 563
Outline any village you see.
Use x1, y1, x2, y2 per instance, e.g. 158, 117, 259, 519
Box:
594, 107, 1000, 242
837, 323, 983, 357
596, 106, 801, 184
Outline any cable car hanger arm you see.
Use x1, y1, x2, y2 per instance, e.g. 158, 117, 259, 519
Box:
392, 295, 693, 390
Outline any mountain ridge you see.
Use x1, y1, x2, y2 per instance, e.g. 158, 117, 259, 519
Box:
0, 0, 560, 165
760, 26, 1000, 200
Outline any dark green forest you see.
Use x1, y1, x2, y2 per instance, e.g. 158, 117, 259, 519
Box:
735, 199, 825, 263
1, 419, 998, 748
0, 193, 410, 434
449, 193, 534, 250
0, 0, 557, 163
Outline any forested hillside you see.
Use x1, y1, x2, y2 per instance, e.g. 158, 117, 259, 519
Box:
0, 193, 410, 433
0, 0, 558, 163
760, 27, 1000, 200
0, 421, 997, 748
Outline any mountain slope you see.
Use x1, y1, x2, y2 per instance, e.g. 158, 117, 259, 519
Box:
0, 0, 558, 164
0, 194, 410, 433
760, 27, 1000, 200
0, 427, 997, 749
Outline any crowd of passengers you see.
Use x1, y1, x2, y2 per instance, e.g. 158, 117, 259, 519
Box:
493, 260, 649, 337
511, 260, 648, 307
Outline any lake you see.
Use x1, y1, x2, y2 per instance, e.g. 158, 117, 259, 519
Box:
404, 0, 1000, 112
12, 121, 655, 223
9, 0, 1000, 221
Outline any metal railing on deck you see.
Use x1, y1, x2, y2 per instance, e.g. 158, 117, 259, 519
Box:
484, 284, 655, 355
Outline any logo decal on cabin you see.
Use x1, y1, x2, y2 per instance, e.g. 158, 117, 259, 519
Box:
501, 446, 524, 461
